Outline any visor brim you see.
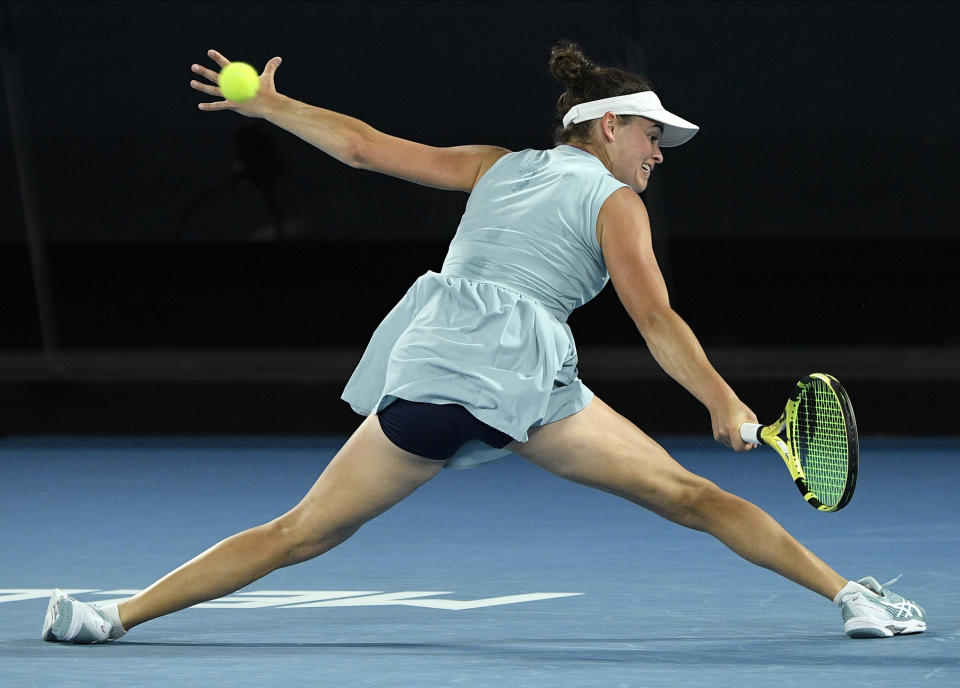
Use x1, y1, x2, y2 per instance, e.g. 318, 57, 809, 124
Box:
641, 109, 699, 147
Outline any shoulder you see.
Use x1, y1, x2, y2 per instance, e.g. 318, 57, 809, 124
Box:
596, 187, 649, 248
470, 148, 548, 189
474, 146, 513, 183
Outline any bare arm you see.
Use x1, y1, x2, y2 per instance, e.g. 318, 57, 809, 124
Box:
190, 50, 509, 192
597, 187, 757, 450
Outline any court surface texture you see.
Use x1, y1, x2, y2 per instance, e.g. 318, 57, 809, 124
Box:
2, 435, 957, 687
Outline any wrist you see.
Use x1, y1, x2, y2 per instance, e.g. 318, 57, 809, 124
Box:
259, 92, 295, 122
702, 379, 738, 413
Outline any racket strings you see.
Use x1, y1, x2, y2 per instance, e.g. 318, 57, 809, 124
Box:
791, 380, 848, 505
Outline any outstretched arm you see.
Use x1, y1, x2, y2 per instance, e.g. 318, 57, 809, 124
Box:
597, 187, 758, 451
190, 50, 509, 192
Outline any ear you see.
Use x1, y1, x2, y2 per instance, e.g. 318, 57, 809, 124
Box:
599, 112, 618, 142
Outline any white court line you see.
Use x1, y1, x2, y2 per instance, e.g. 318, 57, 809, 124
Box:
0, 589, 583, 611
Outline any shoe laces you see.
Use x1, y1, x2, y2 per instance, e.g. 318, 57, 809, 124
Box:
859, 573, 902, 595
879, 573, 903, 589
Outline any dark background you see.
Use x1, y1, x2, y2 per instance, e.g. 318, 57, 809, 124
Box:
1, 1, 957, 435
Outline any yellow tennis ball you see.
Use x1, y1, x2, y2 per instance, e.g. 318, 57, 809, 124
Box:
219, 62, 260, 102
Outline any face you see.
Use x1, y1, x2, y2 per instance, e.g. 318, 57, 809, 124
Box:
602, 116, 665, 193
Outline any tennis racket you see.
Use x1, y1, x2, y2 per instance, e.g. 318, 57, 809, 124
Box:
740, 373, 858, 512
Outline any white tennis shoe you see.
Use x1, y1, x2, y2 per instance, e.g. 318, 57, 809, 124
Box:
838, 576, 926, 638
41, 589, 125, 643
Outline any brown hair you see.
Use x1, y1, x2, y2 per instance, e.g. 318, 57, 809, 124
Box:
550, 40, 654, 145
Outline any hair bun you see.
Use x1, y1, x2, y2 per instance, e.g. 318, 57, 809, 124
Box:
548, 39, 655, 145
549, 39, 594, 89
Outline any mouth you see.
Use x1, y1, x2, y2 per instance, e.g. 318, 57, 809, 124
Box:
641, 162, 652, 174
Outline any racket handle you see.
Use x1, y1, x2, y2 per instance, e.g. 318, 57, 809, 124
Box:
740, 422, 762, 444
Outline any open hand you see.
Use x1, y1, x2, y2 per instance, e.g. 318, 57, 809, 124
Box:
190, 49, 283, 117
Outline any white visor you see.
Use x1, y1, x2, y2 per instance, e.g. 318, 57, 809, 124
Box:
561, 91, 699, 147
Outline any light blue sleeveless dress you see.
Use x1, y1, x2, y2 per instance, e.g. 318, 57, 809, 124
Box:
341, 145, 630, 468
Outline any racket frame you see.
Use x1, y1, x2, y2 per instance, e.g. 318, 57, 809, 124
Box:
745, 373, 858, 512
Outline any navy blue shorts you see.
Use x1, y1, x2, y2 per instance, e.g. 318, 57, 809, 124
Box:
377, 398, 513, 460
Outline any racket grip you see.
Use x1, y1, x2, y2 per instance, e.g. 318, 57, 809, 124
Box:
740, 423, 762, 444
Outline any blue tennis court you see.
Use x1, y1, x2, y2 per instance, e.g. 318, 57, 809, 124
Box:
2, 435, 956, 686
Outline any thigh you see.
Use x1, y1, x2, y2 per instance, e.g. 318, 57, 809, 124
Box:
506, 396, 714, 518
282, 414, 445, 536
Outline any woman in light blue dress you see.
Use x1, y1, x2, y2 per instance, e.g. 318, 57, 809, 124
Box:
42, 42, 924, 642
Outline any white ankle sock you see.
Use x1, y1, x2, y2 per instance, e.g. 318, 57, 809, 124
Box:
95, 603, 127, 639
833, 581, 861, 606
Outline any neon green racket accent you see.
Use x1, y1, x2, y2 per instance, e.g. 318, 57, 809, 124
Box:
746, 374, 858, 512
790, 378, 847, 506
785, 373, 858, 511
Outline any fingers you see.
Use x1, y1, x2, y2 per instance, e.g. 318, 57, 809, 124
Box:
262, 56, 283, 76
731, 425, 755, 452
189, 77, 231, 111
716, 426, 756, 453
190, 62, 220, 85
197, 100, 234, 112
190, 50, 278, 114
206, 49, 230, 68
191, 50, 231, 111
190, 78, 221, 97
732, 424, 758, 452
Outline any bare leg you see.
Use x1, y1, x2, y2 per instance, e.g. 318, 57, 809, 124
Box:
507, 397, 847, 600
118, 414, 443, 629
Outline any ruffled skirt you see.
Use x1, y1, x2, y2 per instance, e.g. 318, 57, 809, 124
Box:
341, 271, 592, 468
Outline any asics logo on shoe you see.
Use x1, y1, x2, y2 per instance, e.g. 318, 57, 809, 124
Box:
891, 601, 922, 619
864, 594, 922, 619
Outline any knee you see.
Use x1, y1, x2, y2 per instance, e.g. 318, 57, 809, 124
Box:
666, 479, 731, 531
267, 513, 360, 567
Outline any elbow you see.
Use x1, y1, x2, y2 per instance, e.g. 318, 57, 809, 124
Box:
346, 137, 368, 169
346, 125, 377, 170
634, 305, 675, 340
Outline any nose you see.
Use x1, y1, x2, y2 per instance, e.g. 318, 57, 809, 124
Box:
653, 144, 664, 164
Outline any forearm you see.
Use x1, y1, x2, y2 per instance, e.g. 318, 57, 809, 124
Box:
639, 309, 736, 410
259, 93, 370, 167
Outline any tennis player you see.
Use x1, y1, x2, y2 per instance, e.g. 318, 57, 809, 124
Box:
43, 42, 925, 642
